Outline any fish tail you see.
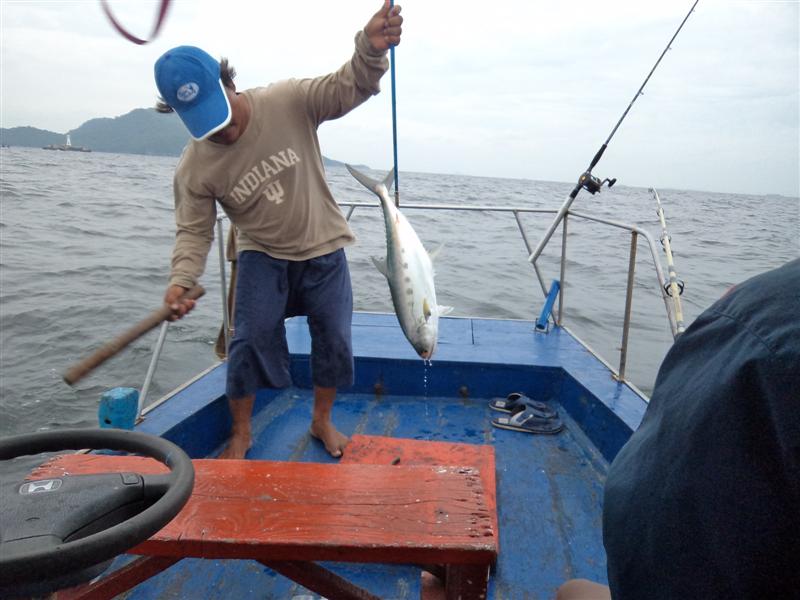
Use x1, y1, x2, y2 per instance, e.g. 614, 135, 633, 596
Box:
381, 168, 395, 192
346, 164, 395, 195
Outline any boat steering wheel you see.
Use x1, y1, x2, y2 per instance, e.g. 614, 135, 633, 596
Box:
0, 428, 194, 596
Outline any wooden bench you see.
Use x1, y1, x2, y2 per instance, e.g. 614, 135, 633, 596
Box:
38, 435, 497, 600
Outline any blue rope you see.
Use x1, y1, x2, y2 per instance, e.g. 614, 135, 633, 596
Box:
389, 0, 399, 205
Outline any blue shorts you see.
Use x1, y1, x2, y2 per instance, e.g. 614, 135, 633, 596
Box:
226, 249, 353, 398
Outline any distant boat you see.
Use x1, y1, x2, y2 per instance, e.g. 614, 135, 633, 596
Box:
42, 134, 91, 153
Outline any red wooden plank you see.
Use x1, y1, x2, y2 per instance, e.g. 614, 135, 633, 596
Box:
29, 454, 168, 478
261, 561, 381, 600
33, 455, 496, 567
445, 564, 491, 600
53, 556, 179, 600
342, 434, 499, 551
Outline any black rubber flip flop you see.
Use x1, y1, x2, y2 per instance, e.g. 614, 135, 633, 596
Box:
488, 392, 557, 419
491, 406, 564, 435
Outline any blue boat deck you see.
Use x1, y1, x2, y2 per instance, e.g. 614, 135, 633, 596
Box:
128, 313, 647, 599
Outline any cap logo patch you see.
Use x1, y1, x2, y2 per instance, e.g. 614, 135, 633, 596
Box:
177, 82, 200, 102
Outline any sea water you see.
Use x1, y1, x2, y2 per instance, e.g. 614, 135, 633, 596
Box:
1, 147, 797, 437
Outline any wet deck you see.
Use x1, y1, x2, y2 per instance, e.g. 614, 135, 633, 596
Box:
127, 388, 609, 599
124, 313, 643, 598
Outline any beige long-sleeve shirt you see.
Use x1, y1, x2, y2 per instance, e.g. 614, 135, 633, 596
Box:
168, 30, 389, 289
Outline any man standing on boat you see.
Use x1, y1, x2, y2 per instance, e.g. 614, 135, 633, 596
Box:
153, 2, 403, 459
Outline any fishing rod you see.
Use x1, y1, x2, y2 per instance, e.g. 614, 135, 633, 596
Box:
529, 0, 700, 264
389, 0, 400, 206
651, 187, 686, 337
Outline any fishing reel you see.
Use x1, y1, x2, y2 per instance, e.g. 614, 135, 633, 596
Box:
579, 171, 617, 195
664, 279, 685, 297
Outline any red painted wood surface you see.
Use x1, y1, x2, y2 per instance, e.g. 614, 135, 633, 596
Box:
32, 450, 496, 566
343, 434, 499, 547
54, 556, 179, 600
261, 560, 382, 600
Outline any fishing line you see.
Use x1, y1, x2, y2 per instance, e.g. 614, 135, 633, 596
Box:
529, 0, 700, 264
587, 0, 700, 182
389, 0, 400, 206
99, 0, 172, 45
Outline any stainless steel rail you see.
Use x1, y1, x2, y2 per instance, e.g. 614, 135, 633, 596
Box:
135, 216, 233, 420
338, 200, 676, 384
216, 217, 232, 356
140, 198, 673, 415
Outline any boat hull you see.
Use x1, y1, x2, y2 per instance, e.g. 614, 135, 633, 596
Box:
115, 312, 646, 598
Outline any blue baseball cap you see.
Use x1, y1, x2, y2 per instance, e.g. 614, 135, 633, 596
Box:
154, 46, 232, 140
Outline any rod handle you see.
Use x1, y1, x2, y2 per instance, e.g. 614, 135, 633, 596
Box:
63, 285, 205, 386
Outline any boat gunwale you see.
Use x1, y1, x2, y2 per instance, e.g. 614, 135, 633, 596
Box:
138, 312, 646, 464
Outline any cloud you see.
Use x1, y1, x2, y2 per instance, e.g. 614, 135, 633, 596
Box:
1, 0, 798, 196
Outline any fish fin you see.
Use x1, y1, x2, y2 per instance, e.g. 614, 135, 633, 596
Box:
429, 243, 445, 262
346, 164, 395, 195
381, 168, 395, 193
438, 305, 454, 316
370, 256, 389, 278
423, 298, 432, 322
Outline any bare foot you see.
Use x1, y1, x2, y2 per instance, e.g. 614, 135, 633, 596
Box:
309, 420, 349, 458
218, 432, 251, 459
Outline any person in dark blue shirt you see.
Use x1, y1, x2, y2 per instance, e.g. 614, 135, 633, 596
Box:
559, 259, 800, 599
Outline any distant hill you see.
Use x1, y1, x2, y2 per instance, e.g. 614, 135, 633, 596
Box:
1, 110, 187, 156
0, 126, 66, 148
0, 108, 348, 167
70, 109, 189, 155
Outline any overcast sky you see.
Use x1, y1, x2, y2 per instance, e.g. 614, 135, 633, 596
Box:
1, 0, 798, 197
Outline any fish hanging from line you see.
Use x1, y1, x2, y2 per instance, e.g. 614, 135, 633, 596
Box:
346, 165, 452, 360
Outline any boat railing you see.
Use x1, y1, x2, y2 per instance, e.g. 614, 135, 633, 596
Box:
139, 201, 673, 414
337, 201, 674, 386
138, 218, 231, 415
540, 209, 675, 385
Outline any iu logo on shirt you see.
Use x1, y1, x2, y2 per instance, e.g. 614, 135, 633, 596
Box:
262, 180, 285, 204
229, 148, 300, 206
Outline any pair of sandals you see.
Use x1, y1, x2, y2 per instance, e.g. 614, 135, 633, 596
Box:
490, 392, 563, 435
